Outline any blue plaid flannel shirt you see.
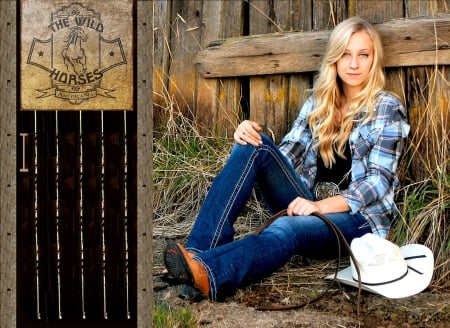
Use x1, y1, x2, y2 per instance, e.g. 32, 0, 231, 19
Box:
278, 91, 410, 238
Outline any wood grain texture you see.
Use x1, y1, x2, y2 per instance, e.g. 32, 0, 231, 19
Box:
152, 0, 169, 108
195, 14, 450, 78
137, 1, 153, 327
248, 0, 314, 142
195, 1, 244, 136
348, 0, 403, 23
402, 1, 450, 182
0, 1, 17, 327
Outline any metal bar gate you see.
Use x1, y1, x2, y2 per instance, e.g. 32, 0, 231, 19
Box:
17, 110, 137, 326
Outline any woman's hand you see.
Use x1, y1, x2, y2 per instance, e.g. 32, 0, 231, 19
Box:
287, 195, 350, 216
234, 120, 263, 146
287, 197, 321, 216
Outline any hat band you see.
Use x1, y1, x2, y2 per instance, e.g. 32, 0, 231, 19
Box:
404, 254, 426, 275
352, 269, 408, 286
351, 254, 427, 286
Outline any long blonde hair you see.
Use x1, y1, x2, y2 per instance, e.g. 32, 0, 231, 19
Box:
308, 17, 385, 168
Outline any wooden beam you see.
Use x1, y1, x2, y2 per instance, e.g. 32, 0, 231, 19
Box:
137, 1, 153, 327
195, 14, 450, 78
0, 1, 17, 327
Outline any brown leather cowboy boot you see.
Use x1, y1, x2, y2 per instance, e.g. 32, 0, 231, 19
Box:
164, 241, 210, 298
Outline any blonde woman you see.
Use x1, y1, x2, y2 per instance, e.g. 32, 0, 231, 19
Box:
164, 16, 410, 302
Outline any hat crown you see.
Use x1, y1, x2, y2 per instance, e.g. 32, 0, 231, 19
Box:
351, 234, 407, 285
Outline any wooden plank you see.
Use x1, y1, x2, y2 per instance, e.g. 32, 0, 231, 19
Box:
196, 0, 244, 136
214, 78, 242, 136
0, 1, 17, 327
250, 75, 291, 142
195, 0, 226, 134
137, 1, 153, 327
195, 14, 450, 78
249, 0, 303, 141
404, 0, 450, 181
153, 0, 170, 94
291, 0, 314, 31
283, 0, 347, 140
249, 0, 279, 140
168, 0, 204, 115
287, 74, 311, 124
285, 1, 314, 137
349, 0, 403, 23
249, 0, 275, 33
213, 1, 245, 137
249, 1, 319, 140
153, 0, 170, 122
312, 0, 347, 30
405, 0, 450, 17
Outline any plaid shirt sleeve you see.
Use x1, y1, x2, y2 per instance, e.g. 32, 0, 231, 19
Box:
278, 97, 316, 188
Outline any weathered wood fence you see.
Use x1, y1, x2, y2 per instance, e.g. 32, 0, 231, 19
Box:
153, 0, 450, 181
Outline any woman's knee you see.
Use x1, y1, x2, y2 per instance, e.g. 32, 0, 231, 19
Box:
262, 216, 301, 244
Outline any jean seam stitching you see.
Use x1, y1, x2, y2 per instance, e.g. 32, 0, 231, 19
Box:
209, 148, 257, 249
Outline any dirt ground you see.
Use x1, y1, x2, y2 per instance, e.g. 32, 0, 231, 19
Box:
153, 238, 450, 328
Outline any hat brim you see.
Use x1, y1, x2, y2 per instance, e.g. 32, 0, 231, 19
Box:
326, 244, 434, 298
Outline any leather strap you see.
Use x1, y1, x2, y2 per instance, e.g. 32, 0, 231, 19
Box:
253, 209, 362, 315
252, 209, 289, 236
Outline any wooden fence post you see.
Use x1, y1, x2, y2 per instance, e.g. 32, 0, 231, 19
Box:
137, 1, 153, 327
0, 1, 17, 327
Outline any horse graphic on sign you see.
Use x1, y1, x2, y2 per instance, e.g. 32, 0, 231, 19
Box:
62, 26, 88, 75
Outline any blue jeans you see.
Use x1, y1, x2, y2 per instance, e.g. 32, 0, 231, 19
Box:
185, 134, 371, 301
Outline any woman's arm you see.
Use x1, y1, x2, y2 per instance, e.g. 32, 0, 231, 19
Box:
287, 195, 350, 216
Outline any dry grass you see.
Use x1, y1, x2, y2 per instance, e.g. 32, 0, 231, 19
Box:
391, 66, 450, 290
152, 103, 270, 241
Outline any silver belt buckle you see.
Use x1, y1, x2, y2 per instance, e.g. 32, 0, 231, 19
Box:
314, 182, 340, 200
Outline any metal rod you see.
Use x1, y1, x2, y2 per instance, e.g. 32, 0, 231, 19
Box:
101, 111, 108, 319
79, 111, 86, 319
55, 111, 62, 319
34, 111, 41, 320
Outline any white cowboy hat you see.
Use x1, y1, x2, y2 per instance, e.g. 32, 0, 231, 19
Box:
326, 233, 434, 298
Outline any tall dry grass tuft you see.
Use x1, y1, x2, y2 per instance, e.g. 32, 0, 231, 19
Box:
153, 103, 229, 238
153, 99, 269, 243
392, 67, 450, 289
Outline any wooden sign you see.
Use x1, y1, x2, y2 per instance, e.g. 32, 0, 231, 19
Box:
20, 0, 134, 110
